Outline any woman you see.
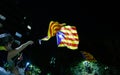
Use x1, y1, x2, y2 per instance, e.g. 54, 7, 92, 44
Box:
0, 33, 34, 75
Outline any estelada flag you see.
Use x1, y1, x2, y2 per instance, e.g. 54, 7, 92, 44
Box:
56, 25, 79, 50
41, 21, 66, 41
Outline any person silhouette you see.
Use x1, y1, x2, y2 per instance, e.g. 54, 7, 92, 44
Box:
0, 33, 34, 75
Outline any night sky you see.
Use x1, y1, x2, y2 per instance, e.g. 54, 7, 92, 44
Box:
0, 0, 119, 72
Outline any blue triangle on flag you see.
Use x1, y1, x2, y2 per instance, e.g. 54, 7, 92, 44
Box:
56, 31, 65, 45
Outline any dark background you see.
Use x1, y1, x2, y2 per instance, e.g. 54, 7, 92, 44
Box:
0, 0, 119, 74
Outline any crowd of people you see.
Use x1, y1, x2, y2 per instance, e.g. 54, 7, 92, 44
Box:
0, 32, 34, 75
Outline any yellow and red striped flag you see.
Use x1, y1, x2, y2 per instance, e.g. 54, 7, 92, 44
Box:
41, 21, 66, 41
56, 25, 79, 50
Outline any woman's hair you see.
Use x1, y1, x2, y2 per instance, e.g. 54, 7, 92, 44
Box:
0, 33, 14, 46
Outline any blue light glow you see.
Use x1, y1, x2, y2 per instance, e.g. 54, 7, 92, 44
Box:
15, 32, 22, 38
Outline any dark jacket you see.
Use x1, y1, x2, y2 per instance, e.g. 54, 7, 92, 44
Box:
0, 46, 8, 67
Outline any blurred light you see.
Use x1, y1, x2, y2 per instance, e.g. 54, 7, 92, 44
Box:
26, 62, 30, 67
27, 25, 31, 30
15, 32, 22, 38
0, 33, 6, 38
38, 40, 41, 45
82, 60, 90, 66
29, 65, 33, 68
0, 14, 6, 20
47, 73, 51, 75
104, 66, 109, 70
24, 17, 26, 19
